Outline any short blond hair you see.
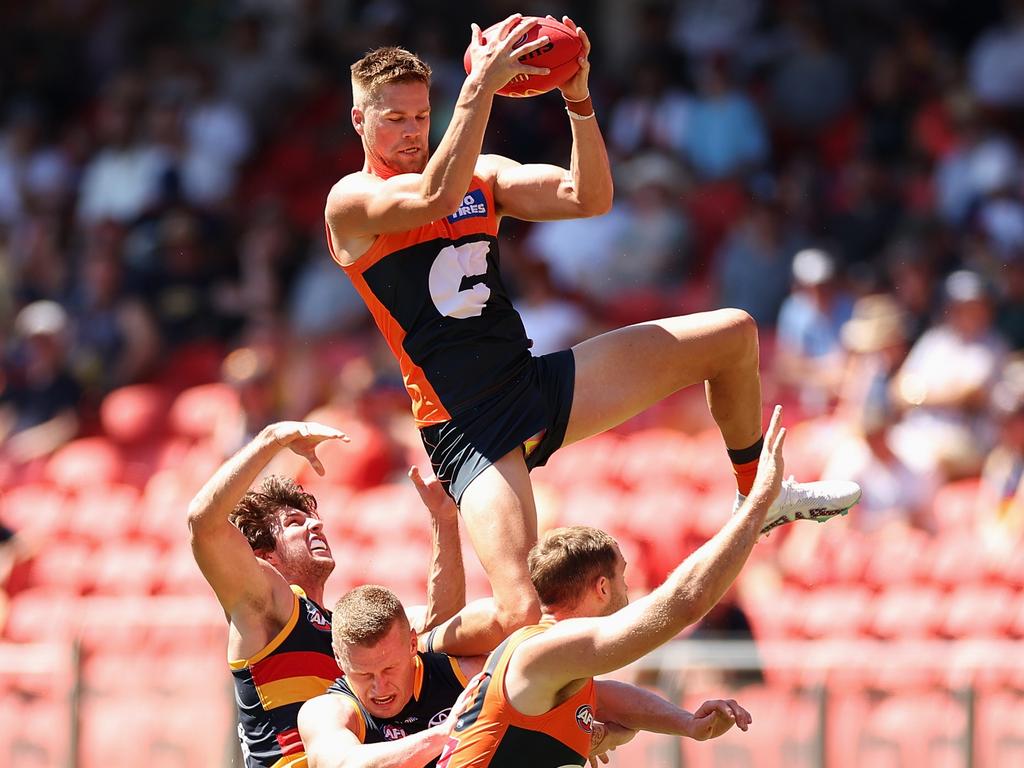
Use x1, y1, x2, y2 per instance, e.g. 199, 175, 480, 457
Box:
332, 585, 409, 651
351, 46, 431, 104
528, 527, 620, 609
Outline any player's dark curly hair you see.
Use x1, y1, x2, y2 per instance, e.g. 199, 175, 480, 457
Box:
528, 526, 620, 609
351, 46, 431, 100
229, 475, 318, 553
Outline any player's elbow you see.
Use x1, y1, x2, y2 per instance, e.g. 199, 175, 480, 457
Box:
576, 189, 613, 218
423, 187, 463, 220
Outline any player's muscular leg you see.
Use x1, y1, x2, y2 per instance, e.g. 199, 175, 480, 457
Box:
565, 309, 762, 450
456, 449, 542, 650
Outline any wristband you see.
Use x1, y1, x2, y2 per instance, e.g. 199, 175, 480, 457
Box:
564, 92, 595, 120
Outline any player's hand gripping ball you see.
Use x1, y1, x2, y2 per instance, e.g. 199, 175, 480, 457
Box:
465, 16, 582, 97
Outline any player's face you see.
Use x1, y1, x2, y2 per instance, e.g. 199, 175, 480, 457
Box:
358, 80, 431, 175
268, 507, 335, 578
339, 620, 419, 720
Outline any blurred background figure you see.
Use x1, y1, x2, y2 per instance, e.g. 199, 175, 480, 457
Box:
774, 248, 854, 416
891, 269, 1009, 479
976, 358, 1024, 552
0, 301, 79, 465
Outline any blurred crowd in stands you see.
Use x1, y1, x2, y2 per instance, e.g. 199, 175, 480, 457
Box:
3, 0, 1024, 618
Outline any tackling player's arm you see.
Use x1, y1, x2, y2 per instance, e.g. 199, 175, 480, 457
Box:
482, 17, 612, 223
187, 422, 348, 631
327, 15, 552, 252
299, 694, 447, 768
594, 681, 750, 741
408, 467, 466, 634
515, 407, 787, 692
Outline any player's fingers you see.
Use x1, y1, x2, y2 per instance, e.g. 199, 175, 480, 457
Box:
599, 754, 610, 764
500, 14, 529, 41
577, 27, 591, 55
470, 22, 482, 45
307, 453, 325, 476
562, 15, 577, 31
510, 33, 550, 60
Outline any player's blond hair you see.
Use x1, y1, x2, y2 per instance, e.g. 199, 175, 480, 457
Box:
351, 46, 431, 105
332, 585, 410, 651
528, 526, 620, 609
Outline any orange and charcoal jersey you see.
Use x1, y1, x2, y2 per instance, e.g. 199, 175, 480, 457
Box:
231, 586, 341, 768
328, 177, 533, 428
437, 622, 596, 768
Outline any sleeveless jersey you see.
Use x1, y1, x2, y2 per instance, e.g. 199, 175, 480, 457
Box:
230, 586, 341, 768
438, 623, 596, 768
329, 177, 533, 427
326, 652, 469, 768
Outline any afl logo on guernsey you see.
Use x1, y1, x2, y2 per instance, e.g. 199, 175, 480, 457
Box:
383, 724, 407, 740
575, 704, 595, 734
305, 603, 331, 632
447, 189, 488, 222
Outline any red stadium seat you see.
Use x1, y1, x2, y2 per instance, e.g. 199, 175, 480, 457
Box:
976, 692, 1024, 767
531, 432, 624, 492
926, 535, 994, 588
99, 384, 170, 445
858, 691, 967, 767
45, 437, 124, 489
89, 542, 166, 596
798, 585, 873, 639
66, 483, 142, 544
869, 585, 945, 640
0, 483, 67, 538
2, 589, 80, 643
158, 547, 213, 596
860, 529, 931, 589
168, 383, 239, 440
940, 585, 1018, 639
24, 541, 94, 594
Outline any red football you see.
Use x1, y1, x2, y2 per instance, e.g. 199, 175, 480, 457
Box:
464, 17, 582, 98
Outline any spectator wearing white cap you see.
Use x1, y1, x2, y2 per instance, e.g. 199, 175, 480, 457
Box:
890, 270, 1009, 478
0, 301, 80, 463
774, 248, 854, 416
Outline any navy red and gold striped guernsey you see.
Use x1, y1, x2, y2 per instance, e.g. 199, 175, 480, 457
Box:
230, 586, 340, 767
326, 651, 469, 768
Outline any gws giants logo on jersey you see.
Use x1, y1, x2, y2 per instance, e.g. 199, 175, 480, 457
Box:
428, 707, 452, 728
305, 602, 331, 632
383, 724, 407, 740
447, 189, 488, 222
429, 241, 491, 319
575, 704, 595, 734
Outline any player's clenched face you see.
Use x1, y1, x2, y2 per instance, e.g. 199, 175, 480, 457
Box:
353, 80, 431, 175
265, 507, 335, 580
338, 620, 419, 719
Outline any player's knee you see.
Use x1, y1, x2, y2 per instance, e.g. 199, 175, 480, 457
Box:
716, 308, 759, 362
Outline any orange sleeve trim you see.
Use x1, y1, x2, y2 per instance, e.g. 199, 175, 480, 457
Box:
449, 656, 470, 687
268, 752, 308, 768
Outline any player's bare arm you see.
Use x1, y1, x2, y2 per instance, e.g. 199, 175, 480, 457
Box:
187, 421, 348, 655
408, 466, 467, 634
328, 15, 552, 264
594, 680, 751, 741
299, 694, 446, 768
511, 407, 787, 699
480, 17, 612, 223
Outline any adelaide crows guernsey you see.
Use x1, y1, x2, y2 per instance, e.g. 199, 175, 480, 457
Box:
230, 586, 340, 768
438, 622, 596, 768
330, 177, 533, 427
326, 652, 469, 768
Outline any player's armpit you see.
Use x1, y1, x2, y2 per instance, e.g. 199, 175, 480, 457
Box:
327, 172, 466, 246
